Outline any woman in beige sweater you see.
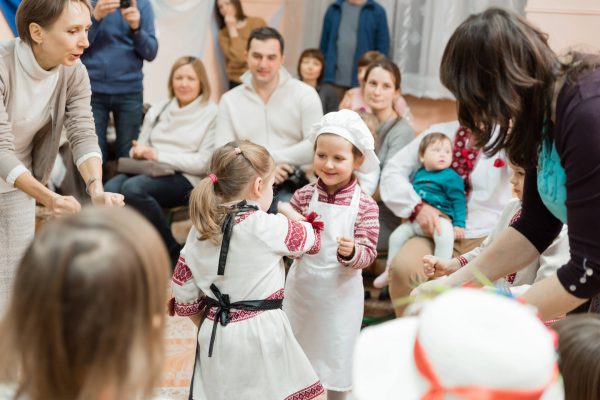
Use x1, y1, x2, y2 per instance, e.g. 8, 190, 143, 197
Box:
215, 0, 266, 88
0, 0, 123, 313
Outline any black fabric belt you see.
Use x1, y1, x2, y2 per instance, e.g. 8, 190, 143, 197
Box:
204, 283, 283, 357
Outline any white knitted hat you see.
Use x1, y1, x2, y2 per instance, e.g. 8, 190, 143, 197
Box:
310, 109, 380, 173
353, 288, 563, 400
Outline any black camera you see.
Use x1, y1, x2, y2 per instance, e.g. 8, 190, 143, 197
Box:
120, 0, 131, 8
284, 167, 309, 191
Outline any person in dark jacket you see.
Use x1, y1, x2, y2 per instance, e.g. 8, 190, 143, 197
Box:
319, 0, 390, 101
82, 0, 158, 163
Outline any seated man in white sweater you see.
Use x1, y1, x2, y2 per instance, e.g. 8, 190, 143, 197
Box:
216, 27, 323, 208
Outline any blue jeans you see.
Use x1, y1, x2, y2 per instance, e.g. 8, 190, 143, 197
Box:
105, 173, 193, 262
91, 92, 143, 162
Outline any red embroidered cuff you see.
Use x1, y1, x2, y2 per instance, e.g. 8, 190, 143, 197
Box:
409, 201, 425, 223
305, 211, 325, 232
456, 256, 469, 267
174, 299, 203, 317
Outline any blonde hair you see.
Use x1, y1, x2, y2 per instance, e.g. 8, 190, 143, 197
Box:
189, 140, 274, 245
0, 207, 170, 400
167, 56, 211, 103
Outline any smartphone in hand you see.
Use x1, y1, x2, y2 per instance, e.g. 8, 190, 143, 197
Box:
120, 0, 131, 8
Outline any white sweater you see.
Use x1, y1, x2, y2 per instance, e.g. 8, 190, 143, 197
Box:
460, 198, 570, 296
135, 97, 217, 186
380, 121, 512, 239
215, 67, 323, 166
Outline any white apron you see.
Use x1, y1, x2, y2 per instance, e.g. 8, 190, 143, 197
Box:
284, 185, 364, 391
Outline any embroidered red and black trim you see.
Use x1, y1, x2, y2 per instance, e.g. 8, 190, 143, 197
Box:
284, 381, 325, 400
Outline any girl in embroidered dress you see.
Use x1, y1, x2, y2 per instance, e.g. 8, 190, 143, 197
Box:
283, 110, 380, 400
171, 141, 325, 400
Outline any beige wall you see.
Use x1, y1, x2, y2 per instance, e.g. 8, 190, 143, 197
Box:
0, 11, 13, 41
526, 0, 600, 53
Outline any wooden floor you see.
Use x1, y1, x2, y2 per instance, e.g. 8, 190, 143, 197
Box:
156, 96, 457, 398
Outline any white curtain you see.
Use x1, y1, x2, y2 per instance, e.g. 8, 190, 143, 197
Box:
283, 0, 526, 99
391, 0, 527, 99
144, 0, 214, 103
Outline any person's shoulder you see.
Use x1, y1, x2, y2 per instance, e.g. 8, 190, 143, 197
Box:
248, 15, 267, 27
202, 100, 219, 114
421, 121, 460, 138
443, 167, 463, 180
295, 182, 318, 198
358, 189, 379, 213
367, 0, 387, 13
220, 84, 248, 103
0, 39, 15, 59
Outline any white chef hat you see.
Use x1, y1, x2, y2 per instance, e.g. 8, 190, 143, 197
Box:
353, 288, 563, 400
309, 109, 380, 173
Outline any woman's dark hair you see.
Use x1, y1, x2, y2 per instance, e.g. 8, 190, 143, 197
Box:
440, 7, 600, 168
554, 314, 600, 400
16, 0, 92, 46
297, 48, 325, 82
247, 27, 285, 55
364, 59, 401, 91
214, 0, 246, 30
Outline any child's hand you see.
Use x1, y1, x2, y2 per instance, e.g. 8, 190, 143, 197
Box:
277, 202, 305, 221
422, 255, 439, 277
453, 227, 465, 240
422, 255, 459, 278
337, 236, 355, 259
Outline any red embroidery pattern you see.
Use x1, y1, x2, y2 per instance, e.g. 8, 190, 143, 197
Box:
235, 210, 256, 224
509, 209, 522, 225
307, 230, 321, 255
505, 209, 523, 284
174, 299, 202, 316
457, 256, 469, 267
451, 127, 481, 196
206, 288, 284, 323
172, 256, 193, 286
284, 381, 325, 400
285, 219, 308, 253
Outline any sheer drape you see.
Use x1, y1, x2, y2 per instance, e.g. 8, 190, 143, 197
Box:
283, 0, 526, 99
391, 0, 526, 99
144, 0, 214, 102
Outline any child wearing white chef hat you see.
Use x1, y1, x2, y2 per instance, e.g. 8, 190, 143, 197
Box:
353, 288, 564, 400
281, 109, 380, 399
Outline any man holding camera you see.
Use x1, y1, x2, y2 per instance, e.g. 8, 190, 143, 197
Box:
216, 27, 323, 208
82, 0, 158, 165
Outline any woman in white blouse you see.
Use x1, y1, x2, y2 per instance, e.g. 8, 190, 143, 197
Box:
0, 0, 123, 313
105, 56, 217, 265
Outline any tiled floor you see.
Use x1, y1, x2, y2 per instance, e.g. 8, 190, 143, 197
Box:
155, 316, 197, 400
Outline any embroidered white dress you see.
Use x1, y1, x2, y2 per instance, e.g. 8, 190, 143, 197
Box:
172, 207, 324, 400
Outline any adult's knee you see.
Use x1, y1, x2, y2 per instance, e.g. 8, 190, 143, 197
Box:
389, 254, 426, 291
120, 178, 149, 201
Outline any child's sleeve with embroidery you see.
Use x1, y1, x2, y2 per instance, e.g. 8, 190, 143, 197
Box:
253, 211, 322, 258
171, 233, 203, 317
338, 193, 379, 269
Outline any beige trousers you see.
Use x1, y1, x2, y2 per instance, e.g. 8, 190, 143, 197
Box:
388, 236, 484, 317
